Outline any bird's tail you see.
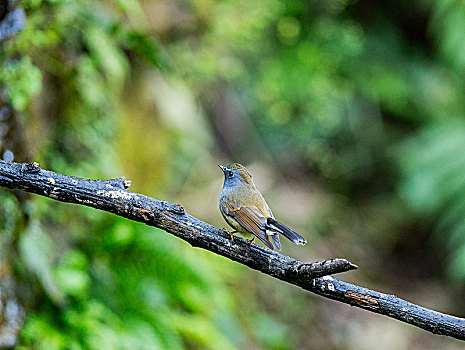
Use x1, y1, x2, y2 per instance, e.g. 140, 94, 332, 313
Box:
267, 218, 307, 245
271, 234, 281, 251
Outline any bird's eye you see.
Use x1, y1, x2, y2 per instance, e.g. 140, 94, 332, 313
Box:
227, 170, 234, 178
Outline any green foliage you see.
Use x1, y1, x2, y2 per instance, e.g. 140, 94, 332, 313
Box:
171, 0, 383, 181
121, 31, 166, 68
393, 0, 465, 283
19, 220, 66, 305
170, 0, 465, 191
20, 301, 167, 350
18, 219, 242, 349
0, 57, 42, 111
431, 0, 465, 72
4, 0, 465, 348
251, 312, 292, 350
54, 250, 90, 299
2, 1, 243, 349
162, 0, 465, 295
0, 190, 19, 244
396, 121, 465, 280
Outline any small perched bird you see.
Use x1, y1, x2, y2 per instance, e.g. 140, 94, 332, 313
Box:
218, 163, 307, 251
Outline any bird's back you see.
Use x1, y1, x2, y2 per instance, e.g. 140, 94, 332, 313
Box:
220, 182, 273, 218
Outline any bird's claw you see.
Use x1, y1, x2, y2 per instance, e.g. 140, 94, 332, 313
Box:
222, 228, 235, 241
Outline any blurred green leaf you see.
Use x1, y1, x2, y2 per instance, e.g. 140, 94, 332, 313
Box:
123, 31, 163, 68
0, 57, 42, 111
19, 221, 65, 305
396, 121, 465, 281
54, 250, 90, 299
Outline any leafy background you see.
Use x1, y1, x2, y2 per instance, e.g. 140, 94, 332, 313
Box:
1, 0, 465, 349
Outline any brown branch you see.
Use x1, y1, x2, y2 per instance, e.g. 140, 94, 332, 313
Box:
1, 160, 464, 341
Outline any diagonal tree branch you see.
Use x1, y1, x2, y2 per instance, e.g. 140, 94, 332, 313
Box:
0, 160, 464, 341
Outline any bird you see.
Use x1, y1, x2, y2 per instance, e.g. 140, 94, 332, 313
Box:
218, 163, 307, 251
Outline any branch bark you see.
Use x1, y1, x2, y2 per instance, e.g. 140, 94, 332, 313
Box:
1, 160, 464, 341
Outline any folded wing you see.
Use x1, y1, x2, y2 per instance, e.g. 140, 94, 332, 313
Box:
221, 202, 274, 250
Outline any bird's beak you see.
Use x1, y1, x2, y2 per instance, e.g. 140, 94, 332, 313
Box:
218, 164, 226, 172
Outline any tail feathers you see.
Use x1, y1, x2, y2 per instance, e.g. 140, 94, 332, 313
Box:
271, 234, 281, 251
267, 218, 307, 245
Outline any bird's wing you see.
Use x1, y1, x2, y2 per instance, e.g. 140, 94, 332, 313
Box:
221, 202, 273, 249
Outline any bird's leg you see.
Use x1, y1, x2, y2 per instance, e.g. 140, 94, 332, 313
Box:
222, 228, 237, 241
247, 237, 255, 245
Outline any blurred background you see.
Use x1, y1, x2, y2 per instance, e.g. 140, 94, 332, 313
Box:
1, 0, 465, 348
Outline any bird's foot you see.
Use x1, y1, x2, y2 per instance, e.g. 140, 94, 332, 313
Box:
222, 228, 236, 241
246, 237, 255, 245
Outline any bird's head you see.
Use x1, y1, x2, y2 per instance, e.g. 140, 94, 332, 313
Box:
218, 163, 254, 189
